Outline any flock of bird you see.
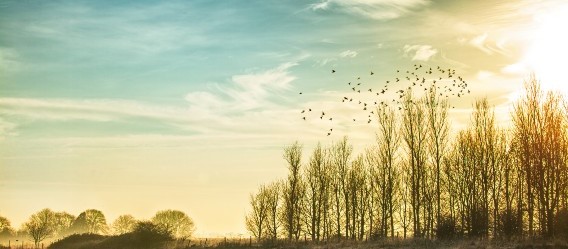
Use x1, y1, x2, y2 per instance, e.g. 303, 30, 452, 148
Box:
298, 64, 471, 136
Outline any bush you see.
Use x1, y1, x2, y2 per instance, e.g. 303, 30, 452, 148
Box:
555, 208, 568, 238
49, 222, 173, 249
48, 233, 107, 249
436, 216, 457, 240
92, 221, 173, 249
469, 206, 488, 237
499, 210, 522, 238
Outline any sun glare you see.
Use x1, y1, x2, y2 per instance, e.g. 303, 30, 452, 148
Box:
524, 5, 568, 95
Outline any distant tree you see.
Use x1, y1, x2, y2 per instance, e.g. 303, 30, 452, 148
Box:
112, 215, 137, 235
71, 209, 108, 234
0, 216, 10, 231
0, 215, 14, 241
53, 212, 75, 237
23, 208, 56, 248
151, 210, 195, 239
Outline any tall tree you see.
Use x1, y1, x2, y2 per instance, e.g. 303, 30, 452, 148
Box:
512, 77, 568, 237
246, 185, 270, 240
424, 87, 450, 228
401, 90, 427, 238
282, 141, 304, 241
331, 136, 353, 239
303, 143, 329, 241
265, 181, 282, 241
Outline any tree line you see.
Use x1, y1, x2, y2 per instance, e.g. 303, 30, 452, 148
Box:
0, 209, 195, 248
245, 78, 568, 242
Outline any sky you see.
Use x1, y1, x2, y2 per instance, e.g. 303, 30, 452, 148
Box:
1, 0, 568, 237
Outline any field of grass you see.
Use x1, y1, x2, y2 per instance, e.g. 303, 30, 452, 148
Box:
3, 237, 557, 249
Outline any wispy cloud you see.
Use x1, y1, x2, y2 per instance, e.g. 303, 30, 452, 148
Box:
339, 50, 358, 58
0, 61, 336, 145
310, 0, 430, 20
403, 44, 437, 61
463, 33, 510, 56
186, 62, 297, 114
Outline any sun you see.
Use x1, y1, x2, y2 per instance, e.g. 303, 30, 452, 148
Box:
523, 5, 568, 95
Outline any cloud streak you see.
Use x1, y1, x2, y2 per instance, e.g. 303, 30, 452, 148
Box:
310, 0, 430, 20
339, 50, 358, 58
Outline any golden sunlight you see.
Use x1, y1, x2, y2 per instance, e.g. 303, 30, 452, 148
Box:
524, 5, 568, 95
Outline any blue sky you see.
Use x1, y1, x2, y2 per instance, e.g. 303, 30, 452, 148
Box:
1, 0, 568, 236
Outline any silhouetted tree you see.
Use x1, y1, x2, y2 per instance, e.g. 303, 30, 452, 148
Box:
424, 87, 449, 231
282, 141, 304, 241
401, 90, 427, 238
371, 105, 401, 238
246, 185, 269, 240
512, 77, 568, 237
303, 143, 330, 241
331, 137, 353, 239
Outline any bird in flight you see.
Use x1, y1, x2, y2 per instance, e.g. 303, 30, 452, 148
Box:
332, 69, 336, 73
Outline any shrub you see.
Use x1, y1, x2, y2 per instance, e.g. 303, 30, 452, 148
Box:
49, 222, 174, 249
555, 208, 568, 238
92, 221, 173, 249
499, 210, 522, 238
48, 233, 107, 249
469, 206, 488, 237
436, 216, 457, 240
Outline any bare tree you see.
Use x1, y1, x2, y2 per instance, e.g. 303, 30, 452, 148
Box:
246, 185, 269, 240
282, 141, 304, 241
424, 87, 449, 228
401, 90, 427, 238
331, 136, 353, 239
265, 181, 282, 241
23, 209, 56, 248
513, 77, 568, 237
303, 143, 330, 241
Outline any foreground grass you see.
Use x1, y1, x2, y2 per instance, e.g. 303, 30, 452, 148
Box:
45, 236, 568, 249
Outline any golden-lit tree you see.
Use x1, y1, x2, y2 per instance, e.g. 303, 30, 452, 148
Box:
23, 209, 56, 248
282, 141, 305, 241
71, 209, 108, 234
151, 210, 195, 239
246, 185, 270, 240
512, 77, 568, 237
401, 90, 427, 238
112, 214, 137, 235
